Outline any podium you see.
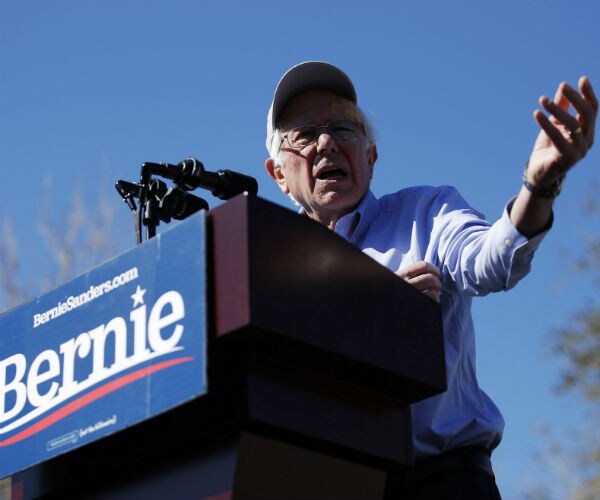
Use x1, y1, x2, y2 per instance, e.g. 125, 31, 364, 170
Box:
2, 195, 445, 499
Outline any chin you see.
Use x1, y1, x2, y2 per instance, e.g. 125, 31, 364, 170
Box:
318, 193, 360, 215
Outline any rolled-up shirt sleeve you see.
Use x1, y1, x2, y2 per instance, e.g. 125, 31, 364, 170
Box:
430, 189, 551, 296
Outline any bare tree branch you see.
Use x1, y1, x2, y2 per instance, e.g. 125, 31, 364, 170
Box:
1, 178, 126, 312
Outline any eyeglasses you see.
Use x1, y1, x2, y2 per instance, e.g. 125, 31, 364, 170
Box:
280, 119, 365, 149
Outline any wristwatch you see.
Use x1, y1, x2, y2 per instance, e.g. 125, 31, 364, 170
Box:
522, 164, 565, 199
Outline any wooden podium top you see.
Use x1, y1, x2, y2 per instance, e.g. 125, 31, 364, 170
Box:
210, 194, 446, 406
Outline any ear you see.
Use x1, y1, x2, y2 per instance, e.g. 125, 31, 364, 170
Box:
265, 158, 290, 194
367, 144, 378, 178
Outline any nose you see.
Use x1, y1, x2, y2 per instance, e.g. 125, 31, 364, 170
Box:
315, 129, 338, 154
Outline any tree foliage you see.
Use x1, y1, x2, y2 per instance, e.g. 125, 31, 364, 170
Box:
550, 183, 600, 500
554, 307, 600, 401
0, 182, 127, 313
0, 216, 29, 309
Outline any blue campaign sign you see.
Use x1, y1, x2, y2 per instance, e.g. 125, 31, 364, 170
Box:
0, 211, 207, 479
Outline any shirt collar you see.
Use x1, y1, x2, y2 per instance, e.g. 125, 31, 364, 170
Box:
334, 190, 380, 243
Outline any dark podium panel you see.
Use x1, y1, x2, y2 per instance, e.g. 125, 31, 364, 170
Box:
210, 195, 446, 462
8, 195, 445, 500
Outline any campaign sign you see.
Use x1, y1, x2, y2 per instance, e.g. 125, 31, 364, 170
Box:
0, 211, 207, 479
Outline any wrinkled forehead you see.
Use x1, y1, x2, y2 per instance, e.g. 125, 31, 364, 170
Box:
278, 89, 361, 130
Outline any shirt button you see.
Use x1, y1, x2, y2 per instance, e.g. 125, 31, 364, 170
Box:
504, 238, 512, 247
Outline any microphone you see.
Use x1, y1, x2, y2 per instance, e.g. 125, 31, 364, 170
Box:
140, 162, 186, 186
115, 180, 139, 211
141, 158, 258, 200
116, 178, 208, 220
159, 185, 209, 220
144, 178, 209, 223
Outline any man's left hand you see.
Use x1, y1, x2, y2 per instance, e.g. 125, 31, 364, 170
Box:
396, 261, 442, 303
527, 76, 597, 187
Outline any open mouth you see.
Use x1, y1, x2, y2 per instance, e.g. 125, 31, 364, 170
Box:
316, 168, 347, 180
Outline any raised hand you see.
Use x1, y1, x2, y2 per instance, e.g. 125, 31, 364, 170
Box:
527, 76, 597, 187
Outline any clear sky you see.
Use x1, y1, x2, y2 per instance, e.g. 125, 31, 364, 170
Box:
1, 1, 599, 498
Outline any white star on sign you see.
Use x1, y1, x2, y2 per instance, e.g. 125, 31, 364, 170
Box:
131, 285, 146, 307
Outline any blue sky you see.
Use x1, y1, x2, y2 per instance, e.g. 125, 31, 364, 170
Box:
2, 1, 599, 497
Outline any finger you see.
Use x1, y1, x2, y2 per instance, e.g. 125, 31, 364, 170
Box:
552, 82, 570, 111
549, 79, 597, 149
533, 107, 588, 167
540, 95, 580, 134
542, 91, 592, 155
561, 84, 596, 144
579, 76, 598, 146
544, 84, 572, 130
563, 82, 589, 116
399, 261, 441, 280
533, 109, 575, 162
405, 273, 443, 294
580, 76, 599, 114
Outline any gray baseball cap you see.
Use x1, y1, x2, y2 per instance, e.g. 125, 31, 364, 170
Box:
265, 61, 357, 152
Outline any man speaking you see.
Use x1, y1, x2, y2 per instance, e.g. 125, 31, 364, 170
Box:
264, 61, 597, 499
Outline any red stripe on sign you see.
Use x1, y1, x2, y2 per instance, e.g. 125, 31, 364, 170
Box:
0, 356, 194, 447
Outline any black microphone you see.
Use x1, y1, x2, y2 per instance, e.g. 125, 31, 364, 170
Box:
116, 177, 209, 220
177, 158, 259, 199
159, 186, 209, 220
141, 159, 258, 200
115, 180, 139, 211
141, 162, 187, 186
144, 178, 209, 223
